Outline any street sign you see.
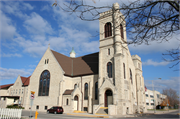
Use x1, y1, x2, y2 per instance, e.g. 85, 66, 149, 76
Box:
30, 94, 35, 100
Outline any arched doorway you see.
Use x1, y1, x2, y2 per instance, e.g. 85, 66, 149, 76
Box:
74, 95, 79, 110
104, 89, 113, 107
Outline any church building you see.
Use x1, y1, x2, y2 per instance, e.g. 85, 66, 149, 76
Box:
0, 3, 146, 115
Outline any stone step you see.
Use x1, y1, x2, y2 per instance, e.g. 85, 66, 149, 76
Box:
95, 107, 108, 115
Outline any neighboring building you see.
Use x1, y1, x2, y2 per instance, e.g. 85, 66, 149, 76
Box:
0, 3, 147, 115
0, 76, 30, 108
145, 89, 167, 109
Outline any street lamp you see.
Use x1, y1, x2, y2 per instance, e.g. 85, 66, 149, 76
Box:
152, 81, 156, 113
152, 78, 161, 113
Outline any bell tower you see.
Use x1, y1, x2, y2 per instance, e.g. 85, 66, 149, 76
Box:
98, 3, 130, 115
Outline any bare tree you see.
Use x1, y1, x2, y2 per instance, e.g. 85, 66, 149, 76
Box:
163, 46, 180, 71
162, 88, 179, 106
52, 0, 179, 69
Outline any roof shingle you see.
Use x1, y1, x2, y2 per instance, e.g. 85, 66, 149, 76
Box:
51, 50, 99, 77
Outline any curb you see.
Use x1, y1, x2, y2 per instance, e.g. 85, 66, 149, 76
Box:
66, 113, 109, 118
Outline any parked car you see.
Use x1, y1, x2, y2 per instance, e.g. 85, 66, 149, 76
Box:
47, 106, 64, 114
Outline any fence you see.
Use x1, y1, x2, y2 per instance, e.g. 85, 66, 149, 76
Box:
0, 108, 22, 119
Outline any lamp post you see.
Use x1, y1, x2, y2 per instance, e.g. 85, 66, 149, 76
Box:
152, 81, 156, 113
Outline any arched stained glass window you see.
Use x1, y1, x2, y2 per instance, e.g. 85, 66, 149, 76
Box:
107, 62, 112, 78
95, 82, 98, 100
120, 24, 124, 39
38, 70, 50, 96
105, 22, 112, 38
84, 83, 88, 100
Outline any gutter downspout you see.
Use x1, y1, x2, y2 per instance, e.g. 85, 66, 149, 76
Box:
81, 76, 83, 111
136, 74, 139, 113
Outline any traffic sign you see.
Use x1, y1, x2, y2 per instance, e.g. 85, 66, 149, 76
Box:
30, 94, 35, 100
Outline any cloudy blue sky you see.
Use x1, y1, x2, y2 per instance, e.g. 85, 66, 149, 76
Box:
0, 0, 179, 94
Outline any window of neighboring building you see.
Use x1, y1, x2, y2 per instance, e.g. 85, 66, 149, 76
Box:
104, 22, 112, 38
45, 59, 46, 64
150, 95, 154, 98
129, 69, 132, 83
38, 70, 50, 96
146, 94, 148, 97
107, 62, 112, 78
22, 89, 23, 94
47, 59, 49, 64
120, 24, 124, 39
123, 63, 126, 79
146, 103, 149, 105
36, 105, 39, 109
84, 83, 88, 100
157, 94, 160, 98
95, 82, 98, 100
16, 89, 17, 94
66, 99, 69, 105
45, 106, 48, 110
151, 103, 154, 105
19, 89, 21, 94
108, 49, 110, 55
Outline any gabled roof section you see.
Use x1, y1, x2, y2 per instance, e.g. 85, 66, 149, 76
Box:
0, 84, 13, 89
20, 76, 31, 86
51, 50, 99, 77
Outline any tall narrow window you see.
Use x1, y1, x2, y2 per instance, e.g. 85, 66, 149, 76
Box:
47, 59, 49, 64
108, 49, 110, 55
38, 70, 50, 96
130, 69, 132, 84
104, 22, 112, 38
95, 82, 98, 100
123, 63, 126, 79
66, 99, 69, 105
84, 83, 88, 100
120, 24, 124, 39
107, 62, 112, 78
45, 59, 46, 64
74, 84, 77, 89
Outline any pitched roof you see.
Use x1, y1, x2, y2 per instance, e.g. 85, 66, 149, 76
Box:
51, 50, 99, 77
0, 84, 13, 89
20, 76, 31, 86
63, 89, 74, 95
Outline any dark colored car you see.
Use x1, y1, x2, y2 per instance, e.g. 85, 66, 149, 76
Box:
47, 106, 64, 114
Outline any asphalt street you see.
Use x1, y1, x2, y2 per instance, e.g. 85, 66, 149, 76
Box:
21, 110, 180, 119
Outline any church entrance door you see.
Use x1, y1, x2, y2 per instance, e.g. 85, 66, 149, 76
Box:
74, 95, 78, 110
104, 89, 113, 107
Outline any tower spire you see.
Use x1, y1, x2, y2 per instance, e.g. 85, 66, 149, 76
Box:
70, 47, 76, 58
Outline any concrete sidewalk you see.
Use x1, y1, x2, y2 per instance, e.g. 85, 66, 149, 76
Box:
66, 113, 109, 118
145, 109, 179, 114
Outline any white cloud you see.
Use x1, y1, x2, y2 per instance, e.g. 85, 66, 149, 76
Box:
129, 33, 180, 54
0, 10, 16, 40
144, 77, 180, 93
142, 59, 170, 66
0, 53, 22, 58
23, 12, 54, 35
41, 5, 51, 11
1, 1, 33, 19
0, 67, 31, 80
